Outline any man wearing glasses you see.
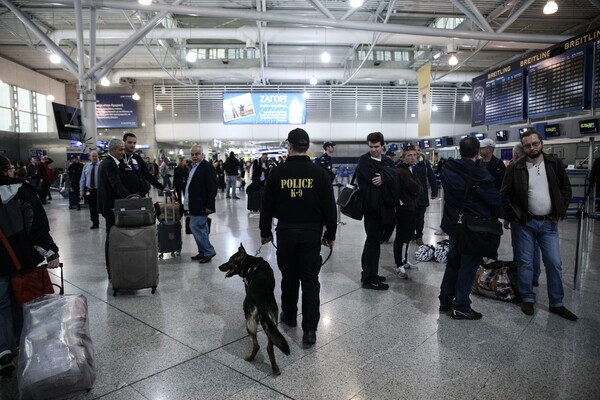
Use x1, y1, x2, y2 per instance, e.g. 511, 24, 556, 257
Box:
184, 145, 217, 264
501, 131, 577, 321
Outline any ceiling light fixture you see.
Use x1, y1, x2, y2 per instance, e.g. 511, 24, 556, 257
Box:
156, 104, 163, 111
432, 105, 439, 112
366, 104, 372, 111
302, 91, 310, 100
433, 52, 441, 60
49, 53, 61, 64
543, 0, 558, 14
462, 94, 470, 102
138, 0, 152, 5
310, 76, 317, 85
448, 53, 458, 66
100, 77, 110, 86
321, 51, 331, 63
349, 0, 364, 8
185, 50, 197, 63
47, 94, 55, 102
132, 92, 140, 101
411, 113, 416, 118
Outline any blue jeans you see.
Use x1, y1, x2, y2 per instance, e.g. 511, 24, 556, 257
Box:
0, 276, 19, 354
513, 220, 564, 307
511, 228, 541, 283
439, 236, 482, 312
225, 175, 237, 197
189, 215, 215, 257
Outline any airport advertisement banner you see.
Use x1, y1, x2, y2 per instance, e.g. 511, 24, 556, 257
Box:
96, 93, 138, 128
223, 92, 306, 125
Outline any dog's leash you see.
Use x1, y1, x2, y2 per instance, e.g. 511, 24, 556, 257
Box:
255, 241, 333, 267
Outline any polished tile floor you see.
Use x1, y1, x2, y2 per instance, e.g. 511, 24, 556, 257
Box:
2, 189, 600, 400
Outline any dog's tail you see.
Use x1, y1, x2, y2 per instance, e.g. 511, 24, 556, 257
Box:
259, 309, 291, 355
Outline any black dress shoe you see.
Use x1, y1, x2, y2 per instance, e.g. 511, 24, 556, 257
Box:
451, 308, 483, 320
191, 254, 204, 260
280, 312, 297, 327
302, 330, 316, 345
361, 281, 389, 291
549, 306, 578, 321
90, 225, 99, 229
199, 254, 216, 263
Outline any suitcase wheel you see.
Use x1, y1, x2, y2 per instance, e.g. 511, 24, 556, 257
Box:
176, 251, 181, 256
171, 252, 176, 257
113, 289, 119, 296
159, 253, 163, 259
151, 286, 157, 294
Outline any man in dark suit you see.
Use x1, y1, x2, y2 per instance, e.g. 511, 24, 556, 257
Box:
122, 132, 164, 196
98, 138, 130, 277
184, 145, 217, 263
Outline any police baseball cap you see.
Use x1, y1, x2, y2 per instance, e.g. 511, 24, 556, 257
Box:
287, 128, 310, 146
323, 141, 336, 150
480, 138, 496, 148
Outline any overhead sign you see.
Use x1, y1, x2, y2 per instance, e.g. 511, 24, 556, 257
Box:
223, 92, 306, 125
96, 93, 138, 128
417, 64, 431, 138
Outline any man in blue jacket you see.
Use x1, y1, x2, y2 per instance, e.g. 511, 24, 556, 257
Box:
439, 137, 501, 320
185, 145, 217, 263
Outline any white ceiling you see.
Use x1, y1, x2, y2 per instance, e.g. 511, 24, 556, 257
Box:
1, 0, 599, 87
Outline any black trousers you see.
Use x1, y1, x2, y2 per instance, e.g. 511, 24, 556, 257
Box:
103, 212, 115, 271
414, 205, 427, 239
394, 208, 417, 266
361, 207, 385, 282
276, 227, 322, 331
88, 189, 99, 226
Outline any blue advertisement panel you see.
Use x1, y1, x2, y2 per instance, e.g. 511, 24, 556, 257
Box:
223, 92, 306, 125
96, 93, 138, 128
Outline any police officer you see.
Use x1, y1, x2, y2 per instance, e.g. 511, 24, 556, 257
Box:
260, 128, 337, 346
315, 141, 337, 182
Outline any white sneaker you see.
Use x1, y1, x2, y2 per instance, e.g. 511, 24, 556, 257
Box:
395, 265, 408, 279
404, 261, 418, 270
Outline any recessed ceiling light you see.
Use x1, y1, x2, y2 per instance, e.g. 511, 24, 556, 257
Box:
432, 105, 439, 112
302, 91, 310, 100
321, 51, 331, 63
349, 0, 364, 8
132, 92, 141, 101
543, 1, 558, 15
411, 113, 416, 118
462, 94, 470, 102
49, 53, 61, 64
366, 104, 372, 111
100, 77, 110, 86
47, 94, 55, 102
138, 0, 152, 5
185, 50, 197, 63
309, 76, 317, 85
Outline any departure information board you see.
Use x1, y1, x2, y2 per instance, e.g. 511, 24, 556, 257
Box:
485, 69, 525, 125
528, 48, 586, 118
594, 40, 600, 107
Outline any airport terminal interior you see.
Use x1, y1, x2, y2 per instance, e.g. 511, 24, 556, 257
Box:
1, 189, 599, 400
1, 0, 600, 399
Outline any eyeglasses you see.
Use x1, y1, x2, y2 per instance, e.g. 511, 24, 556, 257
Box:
523, 141, 541, 149
190, 152, 201, 156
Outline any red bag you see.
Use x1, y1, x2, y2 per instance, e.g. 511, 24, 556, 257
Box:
10, 267, 55, 308
0, 227, 61, 308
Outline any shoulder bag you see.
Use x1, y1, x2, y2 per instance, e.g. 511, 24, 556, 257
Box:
336, 169, 363, 220
0, 227, 63, 308
456, 165, 503, 259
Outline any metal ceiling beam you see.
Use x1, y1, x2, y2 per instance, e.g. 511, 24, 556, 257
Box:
589, 0, 600, 10
496, 0, 535, 33
450, 0, 493, 32
1, 0, 78, 75
88, 0, 185, 80
306, 0, 336, 20
462, 0, 494, 32
31, 0, 568, 44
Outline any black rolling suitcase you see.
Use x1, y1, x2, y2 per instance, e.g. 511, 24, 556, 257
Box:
158, 191, 182, 258
247, 187, 263, 212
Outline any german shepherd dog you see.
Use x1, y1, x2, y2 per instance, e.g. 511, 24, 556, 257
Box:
219, 244, 290, 374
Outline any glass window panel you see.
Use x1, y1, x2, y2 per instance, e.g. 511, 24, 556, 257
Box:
0, 83, 10, 107
0, 108, 11, 130
18, 88, 32, 112
37, 114, 49, 132
20, 111, 33, 132
36, 93, 48, 116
